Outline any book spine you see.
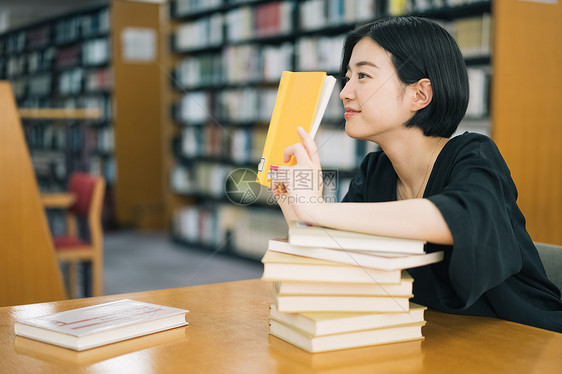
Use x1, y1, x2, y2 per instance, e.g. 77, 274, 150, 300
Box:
256, 71, 292, 186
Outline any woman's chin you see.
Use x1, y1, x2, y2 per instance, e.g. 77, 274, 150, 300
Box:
345, 123, 367, 141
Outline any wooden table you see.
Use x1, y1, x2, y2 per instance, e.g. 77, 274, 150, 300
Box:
1, 279, 560, 373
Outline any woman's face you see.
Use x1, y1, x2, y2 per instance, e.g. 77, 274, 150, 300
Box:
340, 37, 414, 141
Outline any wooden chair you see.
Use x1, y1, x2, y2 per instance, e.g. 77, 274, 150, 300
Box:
43, 173, 106, 297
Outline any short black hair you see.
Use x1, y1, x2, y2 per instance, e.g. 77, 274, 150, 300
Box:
341, 16, 469, 138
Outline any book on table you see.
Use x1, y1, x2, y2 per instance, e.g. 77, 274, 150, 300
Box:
288, 222, 427, 254
269, 303, 426, 336
269, 317, 425, 353
261, 250, 404, 284
261, 223, 443, 352
14, 299, 189, 351
256, 71, 336, 187
273, 277, 412, 313
269, 238, 443, 271
275, 292, 411, 313
274, 272, 413, 297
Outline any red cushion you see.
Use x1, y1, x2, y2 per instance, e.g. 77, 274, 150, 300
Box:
53, 235, 89, 249
68, 173, 97, 218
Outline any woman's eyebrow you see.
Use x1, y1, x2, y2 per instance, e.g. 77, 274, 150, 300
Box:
355, 61, 378, 68
346, 61, 378, 71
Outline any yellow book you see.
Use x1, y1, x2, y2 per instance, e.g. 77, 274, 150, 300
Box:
256, 71, 336, 187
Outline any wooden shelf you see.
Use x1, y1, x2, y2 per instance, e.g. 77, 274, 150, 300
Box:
168, 0, 497, 258
171, 235, 262, 263
18, 108, 103, 120
2, 1, 168, 230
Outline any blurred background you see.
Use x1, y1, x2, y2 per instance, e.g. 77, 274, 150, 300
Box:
1, 0, 560, 298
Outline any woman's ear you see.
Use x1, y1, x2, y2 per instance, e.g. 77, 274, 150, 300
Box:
409, 78, 433, 111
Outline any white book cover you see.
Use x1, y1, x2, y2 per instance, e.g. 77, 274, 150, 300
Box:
269, 319, 425, 353
15, 299, 189, 351
269, 303, 426, 336
288, 222, 426, 255
261, 251, 403, 284
274, 273, 413, 296
269, 238, 443, 271
274, 293, 411, 313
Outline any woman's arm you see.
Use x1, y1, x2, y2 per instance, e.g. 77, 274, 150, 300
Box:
272, 127, 453, 245
297, 199, 454, 245
273, 190, 299, 222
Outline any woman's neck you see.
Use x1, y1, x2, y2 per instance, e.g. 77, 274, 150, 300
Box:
378, 130, 448, 199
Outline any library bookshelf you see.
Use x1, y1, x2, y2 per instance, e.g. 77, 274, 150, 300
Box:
0, 0, 167, 229
167, 0, 494, 260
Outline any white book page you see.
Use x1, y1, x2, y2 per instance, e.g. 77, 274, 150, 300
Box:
310, 75, 337, 139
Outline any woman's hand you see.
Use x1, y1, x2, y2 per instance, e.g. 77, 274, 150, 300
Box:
271, 126, 324, 223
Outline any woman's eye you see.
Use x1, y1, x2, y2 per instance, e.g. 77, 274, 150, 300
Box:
358, 72, 368, 79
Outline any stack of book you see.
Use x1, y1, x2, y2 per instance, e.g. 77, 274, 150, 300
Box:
261, 223, 444, 353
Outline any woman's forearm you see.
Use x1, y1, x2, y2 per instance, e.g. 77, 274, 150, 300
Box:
276, 194, 299, 223
298, 199, 453, 245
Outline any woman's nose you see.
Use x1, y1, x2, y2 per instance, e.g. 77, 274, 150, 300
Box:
339, 81, 354, 101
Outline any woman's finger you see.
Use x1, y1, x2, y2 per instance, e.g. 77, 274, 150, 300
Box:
271, 165, 292, 188
283, 143, 311, 165
271, 180, 286, 196
297, 126, 321, 164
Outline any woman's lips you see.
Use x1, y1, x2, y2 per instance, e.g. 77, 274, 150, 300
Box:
344, 107, 360, 119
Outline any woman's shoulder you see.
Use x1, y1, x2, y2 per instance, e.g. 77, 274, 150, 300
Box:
449, 131, 493, 147
447, 131, 503, 158
444, 131, 510, 174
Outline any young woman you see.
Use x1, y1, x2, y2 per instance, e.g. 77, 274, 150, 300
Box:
272, 17, 562, 332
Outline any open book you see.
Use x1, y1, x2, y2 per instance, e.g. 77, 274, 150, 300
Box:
256, 71, 336, 187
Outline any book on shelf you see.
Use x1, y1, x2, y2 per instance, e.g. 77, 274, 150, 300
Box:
466, 67, 490, 118
261, 250, 403, 284
269, 318, 425, 353
231, 207, 288, 260
256, 71, 337, 187
274, 272, 413, 297
269, 238, 443, 271
454, 14, 491, 58
14, 299, 189, 351
269, 303, 426, 337
288, 222, 426, 255
315, 127, 358, 170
